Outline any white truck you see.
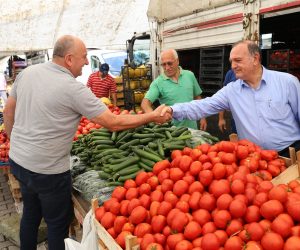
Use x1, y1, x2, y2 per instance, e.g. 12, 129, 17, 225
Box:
128, 0, 300, 95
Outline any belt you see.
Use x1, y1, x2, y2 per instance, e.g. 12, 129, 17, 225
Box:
278, 140, 300, 157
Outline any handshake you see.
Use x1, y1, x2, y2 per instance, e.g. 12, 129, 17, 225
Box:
152, 104, 173, 124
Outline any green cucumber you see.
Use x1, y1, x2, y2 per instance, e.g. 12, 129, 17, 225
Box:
106, 156, 140, 172
118, 170, 142, 182
131, 147, 163, 162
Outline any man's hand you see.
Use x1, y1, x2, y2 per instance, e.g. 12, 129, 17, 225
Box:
153, 105, 172, 124
218, 118, 226, 132
199, 118, 207, 131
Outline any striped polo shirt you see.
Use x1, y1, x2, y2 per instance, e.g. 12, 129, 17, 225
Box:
87, 71, 117, 98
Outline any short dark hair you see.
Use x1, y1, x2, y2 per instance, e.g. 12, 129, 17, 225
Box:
233, 40, 261, 60
52, 35, 75, 58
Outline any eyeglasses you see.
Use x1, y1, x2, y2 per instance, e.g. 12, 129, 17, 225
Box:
160, 60, 176, 67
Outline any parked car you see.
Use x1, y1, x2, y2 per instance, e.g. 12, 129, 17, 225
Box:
76, 49, 127, 84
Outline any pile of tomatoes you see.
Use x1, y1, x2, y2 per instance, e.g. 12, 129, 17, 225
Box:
95, 139, 300, 250
0, 130, 9, 163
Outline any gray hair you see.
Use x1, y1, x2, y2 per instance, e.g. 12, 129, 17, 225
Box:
233, 40, 261, 57
161, 49, 179, 60
52, 35, 75, 58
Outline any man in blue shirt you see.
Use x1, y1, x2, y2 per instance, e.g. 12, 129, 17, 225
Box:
161, 40, 300, 157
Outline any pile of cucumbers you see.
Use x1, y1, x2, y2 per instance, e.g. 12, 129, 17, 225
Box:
71, 122, 218, 184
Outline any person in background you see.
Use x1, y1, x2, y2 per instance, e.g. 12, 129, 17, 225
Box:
3, 35, 171, 250
141, 49, 207, 130
160, 40, 300, 157
218, 69, 237, 133
87, 63, 117, 106
0, 71, 7, 108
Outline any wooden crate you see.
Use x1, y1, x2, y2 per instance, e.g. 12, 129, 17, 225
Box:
91, 199, 139, 250
7, 173, 22, 202
271, 151, 300, 185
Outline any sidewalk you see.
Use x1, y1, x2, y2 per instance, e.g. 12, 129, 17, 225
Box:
0, 170, 48, 250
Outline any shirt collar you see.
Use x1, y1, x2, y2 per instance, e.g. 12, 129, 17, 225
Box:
48, 61, 74, 78
239, 66, 267, 89
162, 66, 183, 80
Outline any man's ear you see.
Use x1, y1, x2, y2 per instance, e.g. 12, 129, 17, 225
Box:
64, 54, 73, 67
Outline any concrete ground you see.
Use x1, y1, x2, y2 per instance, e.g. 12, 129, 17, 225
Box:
0, 169, 48, 250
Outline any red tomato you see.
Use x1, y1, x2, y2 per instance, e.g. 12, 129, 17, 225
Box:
188, 181, 204, 194
151, 215, 166, 234
100, 212, 116, 229
139, 183, 152, 196
119, 200, 130, 216
153, 160, 171, 175
199, 170, 213, 186
260, 200, 284, 220
171, 150, 183, 160
291, 226, 300, 237
201, 233, 220, 250
284, 236, 300, 250
164, 191, 179, 207
212, 163, 226, 179
147, 176, 159, 190
170, 211, 188, 232
113, 216, 128, 234
192, 209, 211, 226
245, 241, 263, 250
217, 193, 233, 210
111, 186, 127, 201
173, 180, 189, 197
271, 216, 293, 238
231, 179, 245, 195
95, 206, 105, 222
125, 187, 139, 200
175, 240, 193, 250
178, 155, 193, 172
209, 179, 230, 198
182, 147, 193, 155
213, 210, 231, 229
157, 201, 173, 216
197, 143, 211, 154
246, 222, 265, 241
199, 193, 216, 212
286, 200, 300, 222
245, 205, 261, 223
127, 198, 141, 214
129, 206, 147, 224
202, 222, 216, 235
190, 149, 202, 161
224, 236, 243, 250
124, 179, 136, 189
253, 192, 269, 207
115, 231, 132, 249
226, 219, 243, 237
176, 200, 190, 213
139, 194, 151, 210
161, 179, 174, 193
183, 221, 202, 241
261, 232, 284, 250
219, 141, 235, 153
149, 201, 160, 217
146, 243, 164, 250
169, 168, 185, 182
189, 192, 202, 210
259, 219, 271, 232
150, 190, 164, 202
134, 223, 152, 238
166, 233, 185, 250
189, 161, 203, 176
140, 234, 155, 250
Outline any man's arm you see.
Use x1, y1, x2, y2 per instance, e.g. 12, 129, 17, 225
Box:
194, 95, 207, 131
3, 96, 16, 138
111, 92, 117, 107
218, 111, 226, 132
91, 104, 171, 131
141, 98, 154, 113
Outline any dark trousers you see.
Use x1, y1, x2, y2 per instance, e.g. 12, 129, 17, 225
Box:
9, 158, 74, 250
278, 140, 300, 158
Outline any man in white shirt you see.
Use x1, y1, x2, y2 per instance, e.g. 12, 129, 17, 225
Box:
0, 71, 7, 108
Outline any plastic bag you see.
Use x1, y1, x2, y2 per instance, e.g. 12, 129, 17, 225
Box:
65, 210, 98, 250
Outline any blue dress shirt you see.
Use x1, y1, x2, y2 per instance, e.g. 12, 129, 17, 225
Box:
171, 67, 300, 151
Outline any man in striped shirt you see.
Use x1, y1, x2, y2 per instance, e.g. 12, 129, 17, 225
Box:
87, 63, 117, 106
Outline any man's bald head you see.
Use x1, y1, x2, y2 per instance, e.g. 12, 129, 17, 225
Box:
52, 35, 77, 58
52, 35, 88, 78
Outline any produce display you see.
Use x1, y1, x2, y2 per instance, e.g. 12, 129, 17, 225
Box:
93, 140, 299, 250
0, 130, 9, 163
71, 123, 219, 185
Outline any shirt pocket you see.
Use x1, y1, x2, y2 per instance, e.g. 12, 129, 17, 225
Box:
262, 100, 290, 120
